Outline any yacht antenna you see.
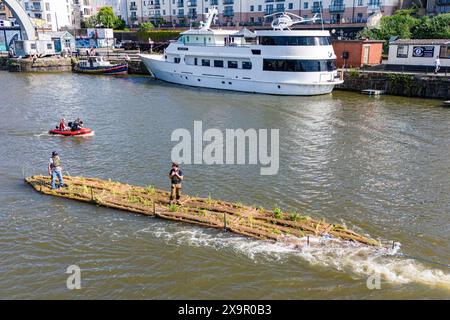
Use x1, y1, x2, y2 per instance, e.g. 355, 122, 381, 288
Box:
199, 6, 219, 31
264, 12, 321, 30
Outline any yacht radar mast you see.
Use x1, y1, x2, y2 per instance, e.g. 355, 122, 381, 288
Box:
199, 6, 219, 31
265, 12, 321, 30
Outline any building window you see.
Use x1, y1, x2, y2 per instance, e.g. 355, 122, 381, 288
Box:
440, 45, 450, 59
47, 14, 51, 22
202, 59, 210, 66
174, 57, 181, 63
214, 60, 224, 67
397, 45, 409, 58
250, 5, 254, 11
228, 61, 238, 68
358, 0, 363, 5
263, 59, 336, 72
357, 13, 363, 22
258, 5, 262, 11
47, 43, 53, 49
31, 43, 37, 49
242, 61, 252, 69
304, 2, 308, 9
288, 3, 293, 9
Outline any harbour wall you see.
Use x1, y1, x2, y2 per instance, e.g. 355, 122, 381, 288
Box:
336, 71, 450, 100
6, 57, 73, 72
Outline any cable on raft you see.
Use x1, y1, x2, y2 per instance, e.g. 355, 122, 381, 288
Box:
25, 175, 382, 247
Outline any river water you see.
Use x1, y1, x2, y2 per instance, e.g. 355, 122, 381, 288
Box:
0, 72, 449, 299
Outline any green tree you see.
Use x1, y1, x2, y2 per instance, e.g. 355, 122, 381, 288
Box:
114, 18, 126, 30
139, 22, 155, 31
96, 7, 116, 28
412, 14, 450, 39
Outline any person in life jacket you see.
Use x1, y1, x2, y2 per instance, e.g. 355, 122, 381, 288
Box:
58, 118, 66, 131
48, 151, 65, 189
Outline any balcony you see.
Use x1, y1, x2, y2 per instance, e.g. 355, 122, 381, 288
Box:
129, 5, 137, 10
210, 0, 218, 4
311, 5, 322, 13
264, 8, 274, 14
275, 6, 285, 12
223, 0, 234, 4
177, 1, 184, 7
223, 9, 234, 16
130, 16, 138, 21
188, 13, 197, 19
188, 1, 197, 6
177, 12, 185, 18
329, 4, 345, 12
265, 0, 274, 2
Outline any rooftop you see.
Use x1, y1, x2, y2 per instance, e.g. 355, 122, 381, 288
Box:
390, 39, 450, 45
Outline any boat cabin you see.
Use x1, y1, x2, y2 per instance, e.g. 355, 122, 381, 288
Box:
78, 56, 111, 68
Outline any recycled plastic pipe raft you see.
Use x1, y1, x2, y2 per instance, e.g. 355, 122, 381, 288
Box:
25, 175, 382, 247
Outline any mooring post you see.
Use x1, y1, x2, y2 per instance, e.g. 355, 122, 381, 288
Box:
307, 236, 310, 246
90, 187, 94, 201
153, 201, 156, 214
392, 241, 395, 250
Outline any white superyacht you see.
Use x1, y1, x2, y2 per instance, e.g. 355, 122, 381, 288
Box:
140, 8, 343, 95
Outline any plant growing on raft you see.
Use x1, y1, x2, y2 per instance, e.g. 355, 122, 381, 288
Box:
290, 213, 300, 221
205, 194, 215, 206
169, 203, 180, 212
273, 207, 283, 219
145, 185, 156, 195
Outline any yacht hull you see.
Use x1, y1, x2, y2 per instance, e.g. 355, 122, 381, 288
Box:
140, 55, 342, 96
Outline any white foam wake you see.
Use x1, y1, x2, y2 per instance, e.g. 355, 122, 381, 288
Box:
135, 223, 450, 289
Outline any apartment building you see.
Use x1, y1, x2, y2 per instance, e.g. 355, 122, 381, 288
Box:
10, 0, 72, 31
122, 0, 400, 26
0, 0, 14, 20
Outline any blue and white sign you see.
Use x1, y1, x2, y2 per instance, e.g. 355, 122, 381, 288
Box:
412, 46, 435, 58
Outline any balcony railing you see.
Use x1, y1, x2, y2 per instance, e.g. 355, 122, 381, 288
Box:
264, 8, 274, 14
329, 4, 345, 12
210, 0, 218, 4
188, 13, 197, 19
275, 6, 285, 12
436, 0, 450, 4
177, 1, 184, 7
188, 1, 197, 6
223, 0, 234, 4
265, 0, 274, 2
130, 16, 138, 21
223, 10, 234, 16
311, 5, 322, 13
129, 5, 137, 10
177, 13, 185, 18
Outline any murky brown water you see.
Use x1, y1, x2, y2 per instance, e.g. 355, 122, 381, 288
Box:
0, 72, 449, 299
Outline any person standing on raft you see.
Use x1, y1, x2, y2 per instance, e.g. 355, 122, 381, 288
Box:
169, 162, 183, 204
48, 151, 65, 189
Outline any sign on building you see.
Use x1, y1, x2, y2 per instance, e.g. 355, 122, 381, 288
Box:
412, 46, 435, 58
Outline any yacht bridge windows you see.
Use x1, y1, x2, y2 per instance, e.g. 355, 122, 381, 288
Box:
263, 59, 336, 72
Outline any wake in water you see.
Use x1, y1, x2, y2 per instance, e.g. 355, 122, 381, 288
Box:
136, 223, 450, 289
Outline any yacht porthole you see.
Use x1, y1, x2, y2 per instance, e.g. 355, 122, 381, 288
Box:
222, 81, 225, 84
278, 85, 281, 89
198, 79, 201, 82
229, 82, 232, 85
